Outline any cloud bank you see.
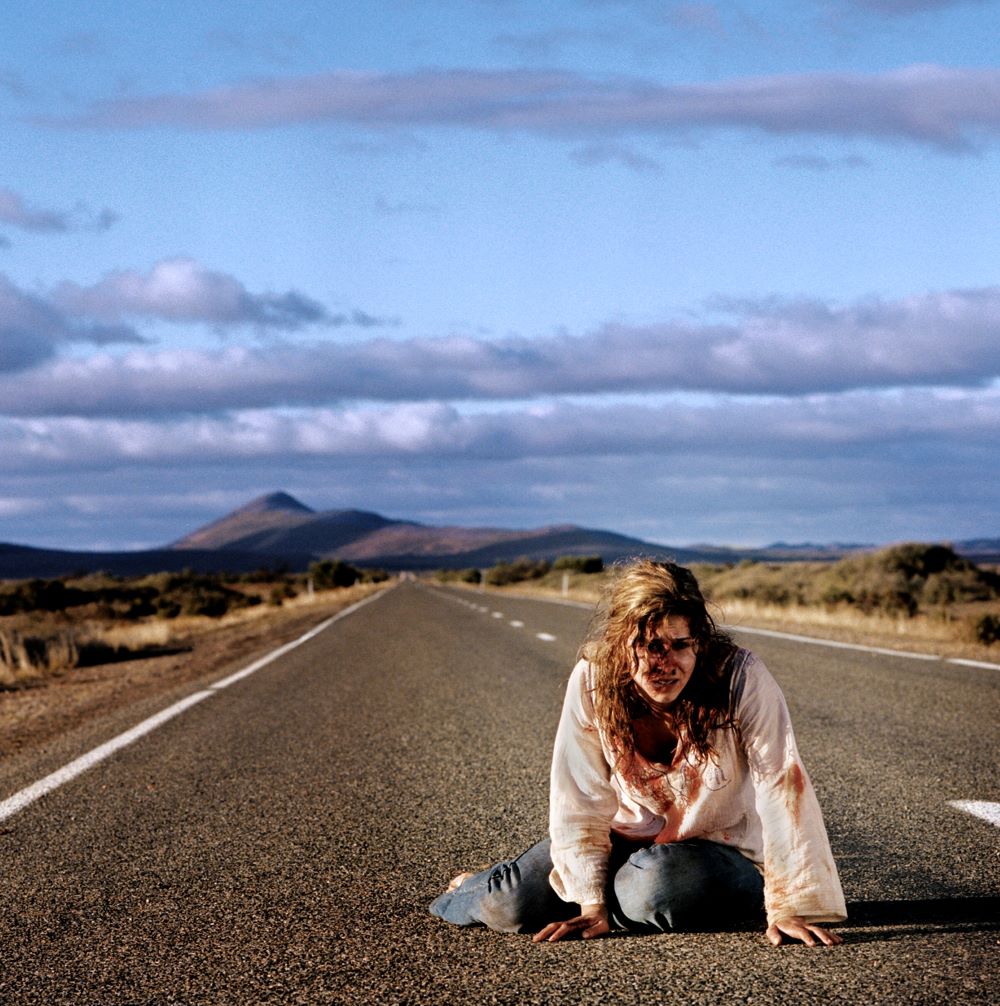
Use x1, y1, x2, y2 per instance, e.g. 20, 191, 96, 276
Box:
1, 387, 996, 473
2, 285, 997, 413
52, 64, 1000, 151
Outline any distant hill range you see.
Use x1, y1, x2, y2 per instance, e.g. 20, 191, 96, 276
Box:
1, 490, 997, 580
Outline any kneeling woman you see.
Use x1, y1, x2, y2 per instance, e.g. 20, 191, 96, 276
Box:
430, 559, 846, 946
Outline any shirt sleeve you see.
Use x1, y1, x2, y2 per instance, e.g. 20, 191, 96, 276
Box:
548, 659, 619, 907
736, 655, 848, 927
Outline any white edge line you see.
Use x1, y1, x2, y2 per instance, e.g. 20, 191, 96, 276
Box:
727, 624, 942, 661
948, 800, 1000, 828
209, 589, 384, 690
946, 657, 1000, 671
0, 690, 214, 823
0, 587, 389, 824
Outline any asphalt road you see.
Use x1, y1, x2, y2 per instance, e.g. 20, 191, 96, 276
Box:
0, 581, 997, 1005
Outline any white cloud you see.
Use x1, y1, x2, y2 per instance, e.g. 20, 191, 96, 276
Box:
53, 257, 331, 329
49, 64, 1000, 152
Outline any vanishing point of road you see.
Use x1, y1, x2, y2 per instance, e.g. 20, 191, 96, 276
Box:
0, 581, 997, 1004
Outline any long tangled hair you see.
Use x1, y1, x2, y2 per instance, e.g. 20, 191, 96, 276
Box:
583, 558, 738, 774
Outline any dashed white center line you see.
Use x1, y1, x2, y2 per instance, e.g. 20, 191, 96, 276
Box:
509, 620, 524, 628
948, 800, 1000, 828
491, 611, 504, 619
536, 632, 557, 642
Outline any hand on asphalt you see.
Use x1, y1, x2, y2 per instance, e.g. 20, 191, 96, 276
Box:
766, 917, 843, 947
532, 907, 610, 943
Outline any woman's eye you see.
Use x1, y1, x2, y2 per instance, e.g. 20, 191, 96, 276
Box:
645, 638, 693, 654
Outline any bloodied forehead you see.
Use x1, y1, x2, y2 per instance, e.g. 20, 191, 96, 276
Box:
646, 614, 693, 641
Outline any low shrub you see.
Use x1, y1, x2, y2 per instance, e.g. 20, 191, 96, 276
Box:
973, 614, 1000, 646
435, 568, 482, 584
268, 581, 300, 606
553, 555, 604, 574
698, 544, 1000, 619
484, 558, 551, 586
361, 568, 390, 583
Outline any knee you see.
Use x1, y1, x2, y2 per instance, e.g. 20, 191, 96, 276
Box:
613, 841, 764, 932
614, 842, 730, 932
476, 860, 543, 934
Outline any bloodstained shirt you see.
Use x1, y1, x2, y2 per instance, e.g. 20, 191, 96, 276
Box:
548, 650, 847, 926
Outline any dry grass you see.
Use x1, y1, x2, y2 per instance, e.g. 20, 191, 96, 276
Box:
0, 579, 390, 690
709, 597, 998, 661
0, 629, 79, 688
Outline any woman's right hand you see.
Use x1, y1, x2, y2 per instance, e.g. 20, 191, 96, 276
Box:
531, 904, 610, 943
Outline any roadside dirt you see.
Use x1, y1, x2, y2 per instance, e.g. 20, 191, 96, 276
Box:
0, 583, 389, 760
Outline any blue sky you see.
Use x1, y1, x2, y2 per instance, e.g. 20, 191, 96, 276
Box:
1, 0, 998, 551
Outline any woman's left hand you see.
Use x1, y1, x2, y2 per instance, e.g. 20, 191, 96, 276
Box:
766, 916, 843, 946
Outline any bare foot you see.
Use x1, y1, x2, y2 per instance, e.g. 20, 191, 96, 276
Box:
447, 871, 475, 892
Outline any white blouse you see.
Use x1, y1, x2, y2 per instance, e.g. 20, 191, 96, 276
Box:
548, 651, 847, 926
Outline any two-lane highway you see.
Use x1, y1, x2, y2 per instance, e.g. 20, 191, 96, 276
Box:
0, 582, 996, 1004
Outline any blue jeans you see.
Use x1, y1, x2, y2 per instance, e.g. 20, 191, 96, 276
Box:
429, 836, 764, 935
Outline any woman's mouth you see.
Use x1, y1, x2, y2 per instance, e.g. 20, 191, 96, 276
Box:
649, 675, 680, 688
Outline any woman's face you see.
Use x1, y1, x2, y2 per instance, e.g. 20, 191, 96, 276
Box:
631, 614, 699, 710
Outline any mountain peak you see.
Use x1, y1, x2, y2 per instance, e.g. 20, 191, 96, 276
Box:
237, 492, 314, 516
